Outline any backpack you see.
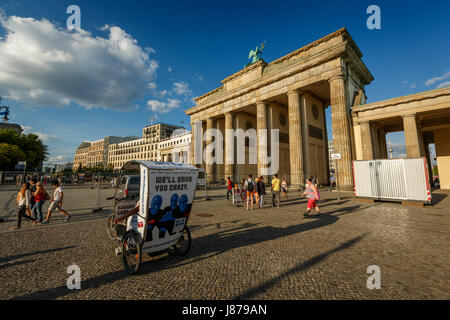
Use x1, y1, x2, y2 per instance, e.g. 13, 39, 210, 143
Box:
246, 179, 255, 192
315, 189, 321, 201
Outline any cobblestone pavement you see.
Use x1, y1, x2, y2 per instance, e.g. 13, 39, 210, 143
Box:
0, 187, 449, 300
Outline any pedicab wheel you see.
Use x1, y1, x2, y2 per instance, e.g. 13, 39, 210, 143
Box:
107, 214, 117, 240
122, 231, 142, 274
173, 226, 192, 256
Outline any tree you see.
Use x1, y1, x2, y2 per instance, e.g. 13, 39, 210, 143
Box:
0, 129, 48, 171
0, 143, 27, 170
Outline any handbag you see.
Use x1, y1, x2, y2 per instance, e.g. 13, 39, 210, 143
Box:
44, 192, 51, 201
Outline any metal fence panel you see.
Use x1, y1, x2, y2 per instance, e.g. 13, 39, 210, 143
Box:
353, 158, 430, 203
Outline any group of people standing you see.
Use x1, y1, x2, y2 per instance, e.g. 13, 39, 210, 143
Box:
10, 178, 71, 231
226, 174, 321, 217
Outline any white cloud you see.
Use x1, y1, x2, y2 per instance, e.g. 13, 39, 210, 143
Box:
173, 81, 192, 96
168, 66, 172, 72
46, 155, 71, 163
148, 82, 168, 99
0, 13, 158, 110
147, 98, 181, 114
410, 83, 417, 89
437, 81, 450, 89
425, 71, 450, 87
21, 125, 58, 142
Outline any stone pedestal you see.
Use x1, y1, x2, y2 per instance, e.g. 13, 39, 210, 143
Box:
288, 90, 304, 188
329, 75, 353, 191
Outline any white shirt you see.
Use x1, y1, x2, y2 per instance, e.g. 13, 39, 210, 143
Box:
18, 190, 31, 207
53, 187, 63, 203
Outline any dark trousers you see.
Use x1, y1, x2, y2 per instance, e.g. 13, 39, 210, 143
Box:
272, 190, 281, 207
17, 205, 34, 228
227, 189, 232, 200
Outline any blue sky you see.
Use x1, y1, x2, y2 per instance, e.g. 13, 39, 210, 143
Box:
0, 0, 449, 163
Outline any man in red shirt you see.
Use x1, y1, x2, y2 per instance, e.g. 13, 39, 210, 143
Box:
226, 177, 233, 200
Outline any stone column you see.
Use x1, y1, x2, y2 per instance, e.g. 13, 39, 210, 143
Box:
329, 75, 353, 191
379, 128, 388, 159
288, 90, 304, 188
370, 123, 380, 159
257, 101, 268, 179
190, 120, 202, 167
300, 94, 310, 179
360, 121, 374, 160
403, 114, 423, 158
224, 112, 234, 180
205, 118, 214, 183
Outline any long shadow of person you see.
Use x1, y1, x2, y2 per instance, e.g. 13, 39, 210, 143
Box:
12, 205, 366, 300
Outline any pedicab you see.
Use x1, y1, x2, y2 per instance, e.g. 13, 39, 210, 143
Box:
107, 161, 199, 274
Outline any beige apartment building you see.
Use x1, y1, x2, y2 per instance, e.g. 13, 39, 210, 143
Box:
108, 123, 183, 170
73, 136, 136, 171
159, 130, 191, 163
73, 141, 91, 170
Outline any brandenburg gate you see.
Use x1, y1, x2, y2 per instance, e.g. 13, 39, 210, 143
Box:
185, 28, 374, 190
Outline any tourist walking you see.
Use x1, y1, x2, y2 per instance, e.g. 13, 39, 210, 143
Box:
281, 178, 288, 199
32, 182, 49, 224
244, 174, 256, 210
271, 174, 281, 208
10, 182, 35, 230
302, 178, 320, 217
42, 180, 71, 224
29, 178, 37, 212
226, 177, 233, 200
329, 175, 335, 191
257, 176, 266, 209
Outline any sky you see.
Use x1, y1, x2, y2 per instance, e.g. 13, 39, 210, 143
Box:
0, 0, 449, 163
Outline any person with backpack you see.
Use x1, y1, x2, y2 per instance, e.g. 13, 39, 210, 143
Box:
226, 177, 233, 200
302, 178, 321, 217
244, 174, 256, 210
32, 182, 49, 224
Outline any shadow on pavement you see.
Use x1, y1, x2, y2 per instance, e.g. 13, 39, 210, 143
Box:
11, 205, 368, 299
431, 192, 448, 206
0, 246, 76, 264
233, 233, 368, 299
0, 259, 36, 270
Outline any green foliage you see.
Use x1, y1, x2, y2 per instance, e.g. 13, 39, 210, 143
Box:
0, 129, 48, 171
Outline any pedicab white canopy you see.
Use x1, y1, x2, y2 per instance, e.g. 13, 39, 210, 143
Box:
120, 160, 199, 253
120, 160, 198, 172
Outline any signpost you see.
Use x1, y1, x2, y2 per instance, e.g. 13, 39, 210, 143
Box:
17, 161, 26, 183
330, 153, 341, 201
